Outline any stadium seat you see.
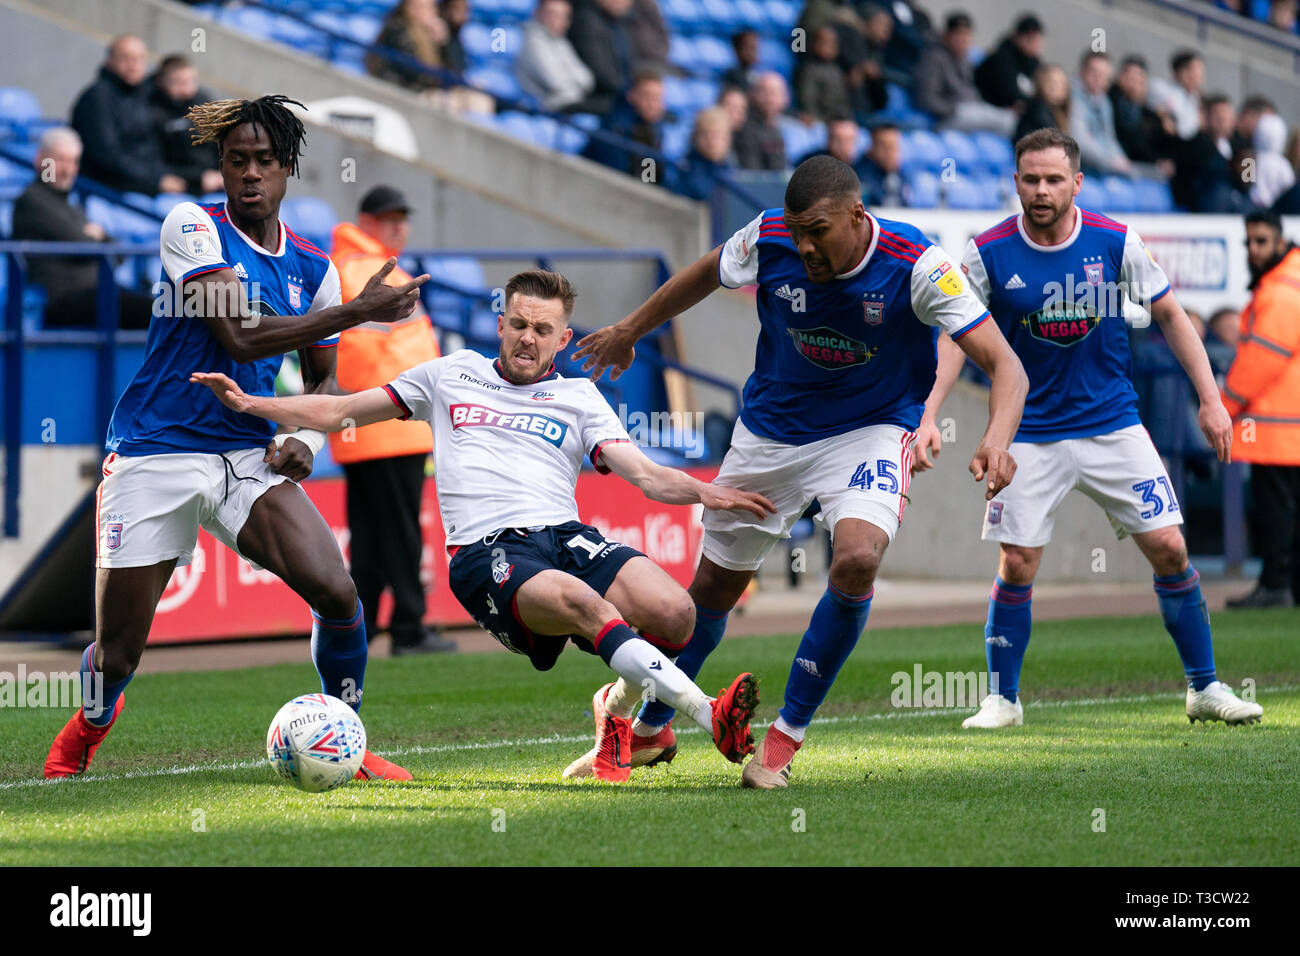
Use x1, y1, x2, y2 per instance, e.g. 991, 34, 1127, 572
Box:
756, 36, 794, 75
907, 170, 941, 208
464, 67, 522, 103
280, 196, 337, 247
663, 0, 705, 32
661, 75, 694, 115
734, 0, 770, 30
460, 22, 496, 61
699, 0, 742, 31
938, 129, 980, 173
661, 121, 693, 162
1101, 175, 1138, 212
1133, 178, 1174, 213
0, 87, 42, 140
1076, 178, 1107, 212
693, 36, 734, 73
902, 129, 944, 174
943, 177, 997, 210
970, 130, 1015, 175
668, 35, 697, 72
764, 0, 800, 32
554, 121, 590, 155
154, 193, 197, 218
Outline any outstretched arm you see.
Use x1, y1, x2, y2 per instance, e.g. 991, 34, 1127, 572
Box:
1150, 292, 1232, 463
573, 247, 723, 382
950, 319, 1028, 499
597, 441, 775, 518
189, 372, 401, 432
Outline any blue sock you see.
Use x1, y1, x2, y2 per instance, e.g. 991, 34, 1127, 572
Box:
80, 642, 131, 727
311, 599, 368, 711
779, 582, 872, 727
1154, 566, 1216, 690
637, 604, 728, 726
986, 577, 1032, 704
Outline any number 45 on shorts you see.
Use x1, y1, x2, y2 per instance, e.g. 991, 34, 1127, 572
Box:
848, 459, 900, 494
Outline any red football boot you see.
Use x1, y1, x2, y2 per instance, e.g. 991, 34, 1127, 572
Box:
590, 683, 633, 782
354, 750, 413, 781
711, 672, 759, 763
43, 695, 125, 779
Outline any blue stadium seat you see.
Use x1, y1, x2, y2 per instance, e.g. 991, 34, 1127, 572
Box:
699, 0, 743, 30
938, 129, 979, 172
1075, 178, 1107, 212
907, 171, 941, 208
280, 196, 337, 247
756, 36, 794, 74
460, 22, 496, 61
970, 130, 1015, 174
943, 177, 997, 210
1133, 178, 1174, 213
0, 87, 42, 138
663, 0, 705, 32
668, 35, 697, 71
734, 0, 770, 30
0, 198, 13, 237
155, 193, 197, 218
687, 78, 720, 112
1101, 175, 1138, 212
554, 122, 590, 155
901, 129, 944, 173
661, 75, 694, 114
567, 113, 602, 133
764, 0, 800, 32
464, 67, 522, 102
662, 121, 693, 162
693, 36, 734, 73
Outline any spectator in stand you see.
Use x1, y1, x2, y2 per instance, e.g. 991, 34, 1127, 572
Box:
881, 0, 934, 84
1251, 112, 1295, 208
717, 86, 748, 134
1070, 51, 1132, 176
581, 70, 666, 181
914, 12, 1016, 136
722, 30, 761, 93
149, 55, 222, 197
568, 0, 636, 116
974, 13, 1045, 110
1231, 95, 1276, 156
1170, 94, 1249, 212
515, 0, 598, 113
70, 35, 186, 196
437, 0, 470, 76
11, 128, 154, 330
1150, 49, 1205, 140
1268, 0, 1299, 33
1204, 306, 1239, 377
857, 122, 908, 207
795, 117, 861, 166
670, 107, 734, 201
367, 0, 449, 92
855, 4, 900, 94
796, 26, 853, 124
1109, 56, 1175, 166
1014, 63, 1069, 143
1223, 210, 1300, 609
735, 72, 790, 171
629, 0, 670, 72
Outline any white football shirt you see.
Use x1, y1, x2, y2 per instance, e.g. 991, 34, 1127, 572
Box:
385, 350, 631, 544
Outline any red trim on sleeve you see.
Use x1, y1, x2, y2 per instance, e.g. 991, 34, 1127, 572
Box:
589, 438, 632, 474
383, 383, 413, 420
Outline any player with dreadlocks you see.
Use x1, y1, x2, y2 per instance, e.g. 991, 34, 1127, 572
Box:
45, 94, 429, 780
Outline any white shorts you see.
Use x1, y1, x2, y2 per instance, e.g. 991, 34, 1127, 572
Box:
981, 424, 1184, 547
95, 447, 290, 568
702, 419, 916, 572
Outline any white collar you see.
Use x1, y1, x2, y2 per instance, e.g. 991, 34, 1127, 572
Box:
228, 213, 286, 257
1017, 206, 1082, 251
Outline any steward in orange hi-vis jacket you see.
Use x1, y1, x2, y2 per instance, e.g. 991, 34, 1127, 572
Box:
327, 186, 456, 652
1223, 211, 1300, 609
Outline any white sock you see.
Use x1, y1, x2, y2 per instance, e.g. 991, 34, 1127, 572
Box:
608, 639, 713, 732
603, 677, 638, 719
632, 718, 663, 738
773, 715, 806, 742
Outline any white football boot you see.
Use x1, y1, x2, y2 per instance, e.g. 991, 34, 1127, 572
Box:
961, 694, 1024, 729
1186, 681, 1263, 725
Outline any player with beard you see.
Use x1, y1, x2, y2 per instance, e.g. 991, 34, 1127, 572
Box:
920, 127, 1261, 728
567, 156, 1029, 788
193, 269, 775, 781
45, 95, 429, 779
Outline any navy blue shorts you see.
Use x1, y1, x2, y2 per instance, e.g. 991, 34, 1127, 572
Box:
447, 521, 644, 671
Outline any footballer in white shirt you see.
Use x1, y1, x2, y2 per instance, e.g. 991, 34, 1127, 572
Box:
193, 269, 777, 781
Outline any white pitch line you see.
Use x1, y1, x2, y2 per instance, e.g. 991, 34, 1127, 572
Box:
2, 683, 1292, 793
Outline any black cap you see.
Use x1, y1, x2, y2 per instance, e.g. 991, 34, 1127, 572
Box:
359, 185, 411, 216
1015, 14, 1043, 35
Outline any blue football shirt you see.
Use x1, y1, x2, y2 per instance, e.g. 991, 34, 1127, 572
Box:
719, 207, 990, 444
962, 207, 1171, 442
106, 201, 341, 455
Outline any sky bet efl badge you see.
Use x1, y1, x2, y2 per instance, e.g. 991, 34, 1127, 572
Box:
928, 260, 963, 296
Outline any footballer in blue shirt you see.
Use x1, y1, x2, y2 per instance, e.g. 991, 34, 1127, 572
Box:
920, 128, 1261, 729
44, 95, 431, 779
569, 156, 1029, 788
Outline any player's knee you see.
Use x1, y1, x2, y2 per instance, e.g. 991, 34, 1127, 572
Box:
829, 545, 882, 593
655, 591, 696, 646
1146, 532, 1189, 577
998, 548, 1039, 586
309, 575, 359, 623
689, 562, 750, 611
95, 639, 143, 684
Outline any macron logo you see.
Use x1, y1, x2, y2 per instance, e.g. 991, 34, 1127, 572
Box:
1004, 273, 1026, 290
796, 657, 822, 678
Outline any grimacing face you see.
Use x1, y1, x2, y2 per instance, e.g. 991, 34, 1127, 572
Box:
496, 293, 574, 384
1015, 147, 1081, 233
783, 195, 868, 284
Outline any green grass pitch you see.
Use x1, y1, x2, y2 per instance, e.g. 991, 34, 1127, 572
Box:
1, 609, 1296, 866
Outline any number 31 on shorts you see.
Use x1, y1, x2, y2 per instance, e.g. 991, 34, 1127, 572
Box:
1132, 476, 1180, 520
